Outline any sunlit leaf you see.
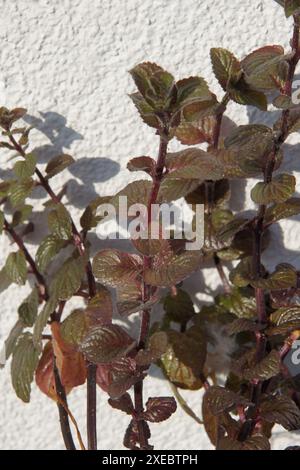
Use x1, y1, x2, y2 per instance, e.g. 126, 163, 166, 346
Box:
11, 332, 39, 402
5, 250, 27, 285
80, 324, 136, 364
251, 174, 296, 205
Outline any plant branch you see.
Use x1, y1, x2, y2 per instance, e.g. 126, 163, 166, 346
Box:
8, 131, 99, 450
240, 16, 300, 441
3, 218, 48, 300
207, 93, 231, 290
53, 357, 77, 450
133, 124, 169, 449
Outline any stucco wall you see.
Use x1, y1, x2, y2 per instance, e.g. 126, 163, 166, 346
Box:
1, 0, 300, 450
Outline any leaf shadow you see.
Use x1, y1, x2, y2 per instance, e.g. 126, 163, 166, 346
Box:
23, 112, 120, 209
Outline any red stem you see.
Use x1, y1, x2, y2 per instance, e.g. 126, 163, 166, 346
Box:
208, 93, 231, 291
240, 15, 300, 441
3, 218, 48, 301
133, 126, 169, 449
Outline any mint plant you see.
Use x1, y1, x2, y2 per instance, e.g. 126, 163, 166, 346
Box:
2, 0, 300, 451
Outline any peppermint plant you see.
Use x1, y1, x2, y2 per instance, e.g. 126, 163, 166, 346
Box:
2, 0, 300, 451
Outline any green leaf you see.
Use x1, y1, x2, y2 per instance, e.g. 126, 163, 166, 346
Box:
217, 217, 249, 243
135, 331, 168, 366
5, 250, 27, 285
0, 181, 11, 198
48, 203, 72, 240
19, 126, 33, 146
11, 204, 33, 227
129, 92, 161, 129
92, 249, 142, 288
260, 395, 300, 431
18, 288, 39, 327
251, 263, 297, 290
127, 156, 156, 176
210, 48, 242, 90
5, 319, 25, 360
251, 174, 296, 205
115, 281, 144, 317
270, 306, 300, 326
13, 153, 36, 180
229, 81, 268, 111
224, 125, 275, 176
229, 257, 255, 287
176, 76, 213, 106
165, 148, 223, 180
80, 195, 112, 231
86, 287, 113, 326
111, 180, 152, 209
158, 148, 223, 202
158, 177, 200, 202
186, 179, 230, 208
45, 154, 75, 179
243, 350, 281, 381
9, 178, 34, 207
60, 309, 89, 347
284, 0, 300, 17
33, 296, 58, 347
176, 77, 217, 121
129, 62, 175, 111
226, 318, 259, 335
225, 125, 273, 161
275, 109, 300, 136
144, 250, 203, 288
11, 332, 39, 402
272, 307, 300, 326
175, 115, 216, 145
80, 324, 136, 364
0, 107, 27, 130
160, 329, 206, 390
217, 288, 257, 319
50, 256, 85, 301
203, 385, 251, 415
162, 288, 195, 325
35, 235, 66, 272
242, 45, 288, 91
273, 94, 294, 109
265, 198, 300, 225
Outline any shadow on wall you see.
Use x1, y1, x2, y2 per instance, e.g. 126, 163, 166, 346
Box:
24, 112, 120, 209
19, 105, 300, 273
9, 106, 300, 381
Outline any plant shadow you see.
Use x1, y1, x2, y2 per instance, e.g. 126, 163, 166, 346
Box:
23, 112, 120, 209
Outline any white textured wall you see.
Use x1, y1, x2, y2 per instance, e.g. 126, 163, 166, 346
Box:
1, 0, 300, 450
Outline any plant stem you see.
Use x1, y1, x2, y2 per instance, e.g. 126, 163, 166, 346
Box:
3, 218, 48, 300
240, 16, 300, 441
8, 131, 99, 450
207, 93, 231, 290
53, 357, 76, 450
3, 213, 76, 447
133, 125, 169, 449
213, 253, 231, 294
87, 362, 97, 450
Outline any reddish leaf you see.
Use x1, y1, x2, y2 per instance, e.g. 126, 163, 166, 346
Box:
80, 324, 136, 364
108, 393, 134, 415
123, 419, 151, 450
142, 397, 177, 423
